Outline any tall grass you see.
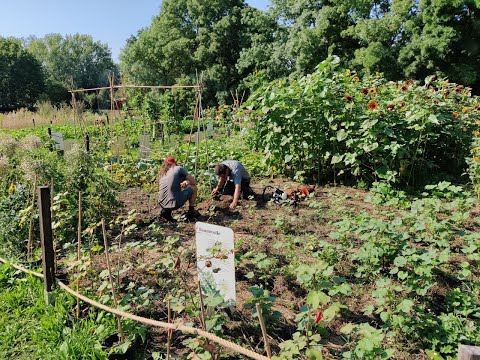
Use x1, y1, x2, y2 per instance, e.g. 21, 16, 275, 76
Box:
0, 101, 99, 130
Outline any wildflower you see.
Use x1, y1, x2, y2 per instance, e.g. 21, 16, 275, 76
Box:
406, 79, 414, 86
345, 69, 351, 76
368, 100, 378, 111
453, 112, 459, 118
368, 88, 376, 94
21, 135, 42, 150
399, 101, 406, 108
474, 131, 480, 136
361, 88, 369, 95
8, 181, 15, 194
474, 156, 479, 161
401, 85, 408, 92
344, 95, 353, 102
444, 90, 450, 98
462, 107, 470, 113
387, 104, 395, 111
455, 85, 464, 93
352, 76, 359, 82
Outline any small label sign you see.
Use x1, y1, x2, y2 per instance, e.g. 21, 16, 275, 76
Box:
195, 222, 236, 307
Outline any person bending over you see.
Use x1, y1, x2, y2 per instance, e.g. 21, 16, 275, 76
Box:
158, 157, 200, 222
212, 160, 254, 210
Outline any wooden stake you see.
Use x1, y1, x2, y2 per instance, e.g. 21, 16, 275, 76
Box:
27, 175, 38, 259
166, 299, 172, 360
76, 192, 82, 318
255, 303, 272, 358
37, 186, 55, 305
102, 218, 124, 341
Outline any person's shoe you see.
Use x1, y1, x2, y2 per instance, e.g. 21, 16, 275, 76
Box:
160, 209, 177, 223
186, 208, 201, 221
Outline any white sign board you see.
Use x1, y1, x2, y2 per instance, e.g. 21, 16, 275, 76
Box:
139, 134, 150, 159
63, 140, 76, 153
195, 222, 236, 307
112, 136, 126, 154
51, 132, 64, 151
207, 123, 214, 138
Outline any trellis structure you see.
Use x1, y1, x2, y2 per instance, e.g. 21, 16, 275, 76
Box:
68, 74, 210, 177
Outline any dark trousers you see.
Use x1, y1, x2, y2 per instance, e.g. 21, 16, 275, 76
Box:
221, 179, 254, 199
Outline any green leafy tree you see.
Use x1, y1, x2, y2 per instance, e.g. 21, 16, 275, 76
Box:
120, 0, 254, 106
26, 34, 117, 103
0, 37, 44, 110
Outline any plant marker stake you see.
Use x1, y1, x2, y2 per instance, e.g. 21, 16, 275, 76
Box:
459, 344, 480, 360
255, 303, 272, 359
27, 175, 38, 259
197, 280, 210, 346
166, 299, 172, 360
76, 192, 82, 318
37, 186, 55, 305
102, 218, 124, 341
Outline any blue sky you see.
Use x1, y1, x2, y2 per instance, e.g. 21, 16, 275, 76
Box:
0, 0, 270, 62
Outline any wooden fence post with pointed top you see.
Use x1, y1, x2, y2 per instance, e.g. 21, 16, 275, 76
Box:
37, 186, 55, 305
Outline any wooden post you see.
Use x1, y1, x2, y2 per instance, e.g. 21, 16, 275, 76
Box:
85, 133, 90, 153
102, 218, 124, 340
255, 303, 272, 358
166, 299, 172, 360
32, 118, 35, 127
459, 345, 480, 360
48, 128, 53, 152
76, 192, 82, 318
37, 186, 55, 305
27, 175, 38, 259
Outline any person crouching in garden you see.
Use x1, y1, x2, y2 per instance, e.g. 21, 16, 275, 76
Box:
158, 157, 200, 222
211, 160, 255, 210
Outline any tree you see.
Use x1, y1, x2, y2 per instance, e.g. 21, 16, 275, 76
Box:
398, 0, 480, 86
0, 37, 44, 110
120, 0, 253, 106
26, 34, 117, 104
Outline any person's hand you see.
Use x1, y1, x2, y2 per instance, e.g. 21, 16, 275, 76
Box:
211, 188, 219, 196
229, 200, 237, 210
180, 180, 189, 188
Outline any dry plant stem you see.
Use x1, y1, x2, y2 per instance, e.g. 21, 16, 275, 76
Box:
27, 175, 38, 259
255, 303, 272, 359
76, 192, 82, 318
167, 299, 172, 360
102, 218, 124, 341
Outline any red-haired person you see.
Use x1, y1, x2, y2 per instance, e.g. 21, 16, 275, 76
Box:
158, 157, 200, 222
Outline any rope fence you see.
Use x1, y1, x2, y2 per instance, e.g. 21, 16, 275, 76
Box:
0, 256, 270, 360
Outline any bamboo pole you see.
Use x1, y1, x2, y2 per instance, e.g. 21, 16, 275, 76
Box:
167, 299, 172, 360
27, 175, 38, 259
255, 303, 272, 359
69, 84, 200, 93
76, 192, 82, 318
102, 218, 124, 340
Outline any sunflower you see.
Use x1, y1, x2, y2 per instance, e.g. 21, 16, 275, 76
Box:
399, 101, 406, 108
346, 69, 351, 76
455, 85, 464, 93
444, 90, 450, 98
406, 79, 414, 86
387, 104, 395, 111
453, 112, 459, 118
462, 107, 470, 113
344, 95, 353, 102
401, 85, 408, 92
476, 104, 480, 111
368, 88, 376, 94
352, 76, 360, 82
361, 88, 369, 95
368, 100, 378, 111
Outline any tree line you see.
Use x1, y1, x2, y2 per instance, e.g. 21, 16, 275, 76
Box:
1, 0, 480, 111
